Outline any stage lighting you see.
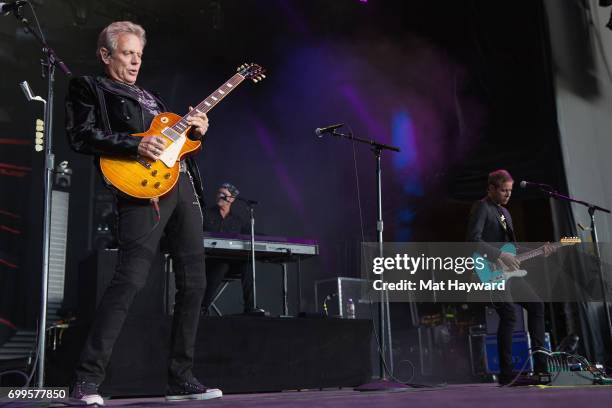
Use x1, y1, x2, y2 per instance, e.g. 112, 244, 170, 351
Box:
34, 118, 44, 152
19, 82, 47, 152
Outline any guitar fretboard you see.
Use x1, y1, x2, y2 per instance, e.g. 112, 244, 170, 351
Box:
515, 243, 562, 263
170, 73, 246, 135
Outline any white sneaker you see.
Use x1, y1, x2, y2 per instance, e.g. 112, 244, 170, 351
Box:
166, 387, 222, 401
166, 377, 222, 401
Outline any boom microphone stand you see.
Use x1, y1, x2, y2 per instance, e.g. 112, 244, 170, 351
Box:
318, 126, 408, 390
13, 2, 72, 386
536, 187, 612, 346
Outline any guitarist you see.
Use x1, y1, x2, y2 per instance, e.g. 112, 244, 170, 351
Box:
466, 169, 551, 385
65, 21, 221, 404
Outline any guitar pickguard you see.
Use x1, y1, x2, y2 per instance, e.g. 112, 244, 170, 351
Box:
159, 129, 187, 167
473, 242, 530, 283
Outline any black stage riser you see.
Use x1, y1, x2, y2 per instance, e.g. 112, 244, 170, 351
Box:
46, 316, 372, 396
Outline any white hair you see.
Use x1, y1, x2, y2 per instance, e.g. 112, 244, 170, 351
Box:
96, 21, 146, 61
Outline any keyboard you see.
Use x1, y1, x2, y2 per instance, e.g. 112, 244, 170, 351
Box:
203, 231, 318, 261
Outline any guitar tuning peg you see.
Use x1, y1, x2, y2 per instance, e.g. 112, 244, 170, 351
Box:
261, 74, 266, 79
253, 78, 259, 83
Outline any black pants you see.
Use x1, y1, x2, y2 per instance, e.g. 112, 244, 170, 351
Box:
491, 279, 547, 377
201, 259, 253, 313
75, 173, 206, 384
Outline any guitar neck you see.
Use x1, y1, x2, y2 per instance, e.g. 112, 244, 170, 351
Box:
170, 73, 246, 133
515, 242, 561, 263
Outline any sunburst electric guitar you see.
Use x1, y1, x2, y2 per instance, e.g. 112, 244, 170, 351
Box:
99, 63, 266, 199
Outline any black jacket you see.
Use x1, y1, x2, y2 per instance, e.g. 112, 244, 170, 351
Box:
466, 196, 516, 260
203, 205, 249, 234
65, 75, 205, 205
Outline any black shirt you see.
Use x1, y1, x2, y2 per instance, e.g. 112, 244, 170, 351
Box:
203, 205, 249, 233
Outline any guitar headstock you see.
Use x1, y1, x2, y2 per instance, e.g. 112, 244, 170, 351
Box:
237, 63, 266, 83
560, 236, 582, 245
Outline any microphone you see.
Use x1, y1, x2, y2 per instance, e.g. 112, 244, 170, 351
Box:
221, 194, 258, 205
0, 1, 26, 16
520, 180, 553, 190
315, 123, 344, 137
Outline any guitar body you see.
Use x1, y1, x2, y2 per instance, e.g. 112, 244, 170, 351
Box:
100, 112, 201, 199
98, 63, 266, 199
473, 243, 527, 284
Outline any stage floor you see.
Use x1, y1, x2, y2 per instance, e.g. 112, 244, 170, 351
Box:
85, 383, 612, 407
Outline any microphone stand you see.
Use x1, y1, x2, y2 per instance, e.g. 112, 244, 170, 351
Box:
322, 129, 408, 391
537, 186, 612, 347
231, 195, 264, 315
14, 5, 72, 387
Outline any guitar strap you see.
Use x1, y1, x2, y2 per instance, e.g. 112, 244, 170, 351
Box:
86, 76, 112, 135
85, 76, 121, 195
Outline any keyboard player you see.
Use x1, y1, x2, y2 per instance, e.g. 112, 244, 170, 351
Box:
201, 182, 263, 314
